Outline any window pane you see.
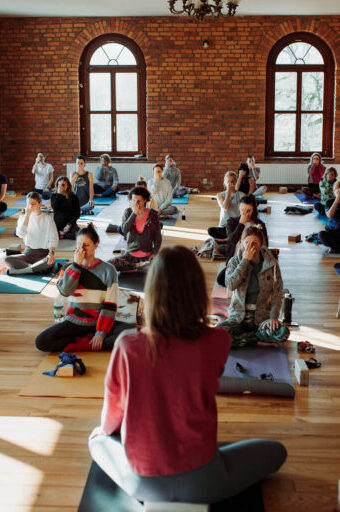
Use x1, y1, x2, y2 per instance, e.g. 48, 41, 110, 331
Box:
89, 73, 111, 111
90, 114, 112, 151
116, 114, 138, 152
116, 73, 137, 111
275, 72, 297, 111
90, 43, 136, 66
302, 72, 324, 111
276, 43, 324, 65
274, 114, 296, 152
301, 114, 323, 152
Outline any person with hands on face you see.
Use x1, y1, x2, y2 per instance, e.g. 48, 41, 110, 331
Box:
109, 187, 162, 272
235, 162, 255, 196
35, 223, 134, 353
31, 152, 54, 198
216, 225, 289, 348
208, 171, 244, 242
216, 195, 268, 286
318, 181, 340, 254
147, 164, 178, 218
246, 155, 267, 197
51, 176, 80, 240
5, 192, 58, 275
71, 155, 94, 215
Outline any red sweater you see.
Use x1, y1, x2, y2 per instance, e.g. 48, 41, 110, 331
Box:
102, 327, 231, 476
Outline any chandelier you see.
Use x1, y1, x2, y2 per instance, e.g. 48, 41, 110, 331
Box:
168, 0, 241, 21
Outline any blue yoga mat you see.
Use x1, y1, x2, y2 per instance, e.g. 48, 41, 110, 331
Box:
0, 228, 6, 233
80, 207, 104, 220
314, 212, 328, 224
335, 263, 340, 276
93, 197, 117, 205
0, 258, 68, 294
160, 212, 179, 226
294, 193, 320, 204
172, 193, 189, 205
15, 198, 50, 206
2, 208, 21, 218
219, 345, 295, 398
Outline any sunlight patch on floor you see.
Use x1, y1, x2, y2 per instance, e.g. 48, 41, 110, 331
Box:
289, 325, 340, 350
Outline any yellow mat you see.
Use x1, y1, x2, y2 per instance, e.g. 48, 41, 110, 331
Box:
19, 352, 110, 398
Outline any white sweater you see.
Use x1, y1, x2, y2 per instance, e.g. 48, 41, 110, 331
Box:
147, 178, 173, 210
16, 212, 59, 249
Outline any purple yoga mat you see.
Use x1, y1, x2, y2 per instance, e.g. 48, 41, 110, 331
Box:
219, 345, 295, 398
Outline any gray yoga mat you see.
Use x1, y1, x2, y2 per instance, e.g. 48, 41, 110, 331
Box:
79, 461, 264, 512
219, 345, 295, 398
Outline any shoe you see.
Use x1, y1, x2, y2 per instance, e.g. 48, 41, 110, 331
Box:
297, 341, 315, 353
305, 357, 321, 369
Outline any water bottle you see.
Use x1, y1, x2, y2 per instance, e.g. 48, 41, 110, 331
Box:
53, 293, 65, 323
282, 292, 294, 324
181, 208, 186, 221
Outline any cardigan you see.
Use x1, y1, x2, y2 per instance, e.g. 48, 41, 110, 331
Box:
120, 207, 162, 255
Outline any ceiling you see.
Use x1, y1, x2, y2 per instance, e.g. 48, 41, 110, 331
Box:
1, 0, 340, 17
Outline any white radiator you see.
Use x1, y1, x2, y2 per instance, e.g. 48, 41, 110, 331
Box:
256, 164, 308, 185
65, 162, 155, 183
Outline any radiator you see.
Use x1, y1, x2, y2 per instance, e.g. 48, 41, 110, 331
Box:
65, 162, 155, 183
256, 164, 308, 185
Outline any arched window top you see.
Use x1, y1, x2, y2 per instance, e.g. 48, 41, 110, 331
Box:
90, 43, 137, 66
276, 42, 324, 65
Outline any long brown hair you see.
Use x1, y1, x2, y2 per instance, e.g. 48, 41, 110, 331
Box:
54, 176, 73, 196
144, 246, 209, 363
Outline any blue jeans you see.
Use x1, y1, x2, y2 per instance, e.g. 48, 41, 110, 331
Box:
89, 434, 286, 503
94, 183, 119, 197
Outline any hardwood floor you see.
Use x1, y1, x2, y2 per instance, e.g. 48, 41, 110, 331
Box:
0, 192, 339, 511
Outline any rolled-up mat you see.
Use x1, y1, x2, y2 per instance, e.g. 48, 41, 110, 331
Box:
219, 345, 295, 398
294, 193, 319, 204
78, 461, 264, 512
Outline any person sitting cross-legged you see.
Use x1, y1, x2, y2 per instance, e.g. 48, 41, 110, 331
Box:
89, 245, 287, 505
314, 167, 337, 217
35, 223, 134, 353
109, 186, 162, 272
318, 181, 340, 254
51, 176, 80, 240
94, 153, 119, 198
216, 225, 290, 348
148, 163, 178, 218
5, 192, 58, 275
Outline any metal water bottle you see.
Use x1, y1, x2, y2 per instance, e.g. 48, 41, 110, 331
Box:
282, 292, 294, 324
181, 208, 186, 221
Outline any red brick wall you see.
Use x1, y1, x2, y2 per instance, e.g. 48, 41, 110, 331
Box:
0, 16, 340, 189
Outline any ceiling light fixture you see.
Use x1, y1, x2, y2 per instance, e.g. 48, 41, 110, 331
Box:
168, 0, 241, 21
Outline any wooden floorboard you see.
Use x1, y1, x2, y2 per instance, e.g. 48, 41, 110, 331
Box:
0, 192, 339, 511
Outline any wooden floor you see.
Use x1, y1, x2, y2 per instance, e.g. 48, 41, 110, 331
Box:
0, 192, 340, 511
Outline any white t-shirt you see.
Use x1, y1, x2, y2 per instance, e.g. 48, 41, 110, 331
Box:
35, 163, 54, 190
16, 213, 59, 249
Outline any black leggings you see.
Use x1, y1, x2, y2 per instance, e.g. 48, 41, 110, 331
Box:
319, 230, 340, 253
35, 319, 134, 352
0, 201, 7, 214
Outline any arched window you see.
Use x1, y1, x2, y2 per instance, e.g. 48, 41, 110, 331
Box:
79, 34, 146, 157
266, 33, 335, 158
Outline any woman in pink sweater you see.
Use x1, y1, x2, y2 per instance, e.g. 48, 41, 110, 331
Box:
89, 246, 286, 504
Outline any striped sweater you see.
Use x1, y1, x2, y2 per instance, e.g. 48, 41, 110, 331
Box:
57, 260, 118, 337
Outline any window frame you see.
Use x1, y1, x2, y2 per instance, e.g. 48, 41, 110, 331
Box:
265, 32, 335, 158
79, 34, 146, 158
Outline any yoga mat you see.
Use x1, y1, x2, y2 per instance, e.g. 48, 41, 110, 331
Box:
79, 461, 264, 512
57, 239, 77, 252
335, 263, 340, 276
219, 346, 295, 398
294, 193, 320, 204
323, 248, 340, 258
93, 197, 117, 205
118, 271, 146, 292
160, 212, 179, 226
19, 352, 110, 398
2, 208, 21, 218
172, 193, 189, 205
80, 207, 104, 219
15, 198, 50, 206
0, 228, 6, 233
256, 196, 267, 204
314, 211, 328, 224
210, 264, 231, 318
0, 258, 68, 294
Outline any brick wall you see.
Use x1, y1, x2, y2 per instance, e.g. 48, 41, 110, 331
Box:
0, 15, 340, 189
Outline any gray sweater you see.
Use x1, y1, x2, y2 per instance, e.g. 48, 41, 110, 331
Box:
162, 164, 181, 193
225, 246, 283, 325
147, 178, 173, 210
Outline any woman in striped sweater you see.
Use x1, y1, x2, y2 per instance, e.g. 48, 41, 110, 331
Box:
35, 223, 134, 352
